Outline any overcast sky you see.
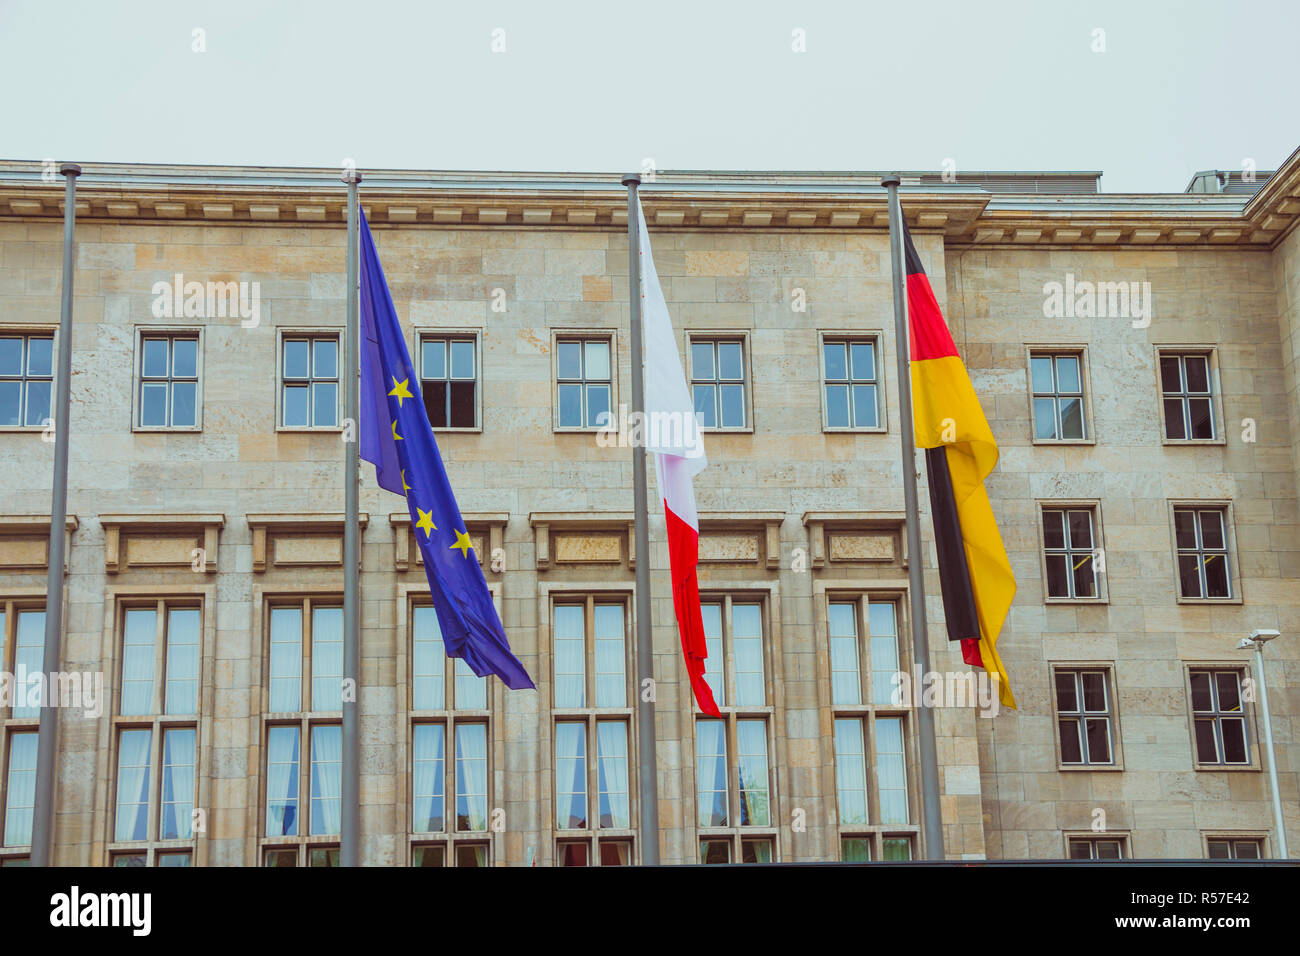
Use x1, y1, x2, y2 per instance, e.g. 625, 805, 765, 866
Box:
1, 0, 1295, 192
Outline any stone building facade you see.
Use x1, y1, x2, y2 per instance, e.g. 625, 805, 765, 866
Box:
0, 152, 1296, 865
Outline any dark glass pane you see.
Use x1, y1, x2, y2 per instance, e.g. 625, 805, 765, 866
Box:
1081, 673, 1106, 712
1233, 841, 1260, 860
1178, 555, 1202, 598
1163, 398, 1186, 439
691, 342, 714, 380
718, 342, 743, 380
1189, 398, 1213, 439
720, 384, 744, 428
1042, 510, 1066, 549
852, 384, 878, 428
1184, 356, 1209, 392
1030, 356, 1054, 394
1221, 718, 1247, 763
283, 339, 309, 379
26, 337, 53, 376
1045, 555, 1070, 598
850, 342, 875, 381
1033, 398, 1057, 439
1199, 512, 1224, 549
741, 839, 772, 864
557, 341, 582, 380
309, 848, 340, 867
825, 384, 849, 427
823, 343, 846, 380
1072, 560, 1097, 598
599, 842, 630, 866
0, 337, 21, 375
450, 340, 475, 379
1159, 356, 1182, 393
313, 339, 338, 378
558, 383, 582, 427
171, 382, 196, 427
156, 852, 190, 867
586, 383, 610, 428
425, 383, 449, 428
881, 838, 911, 861
583, 340, 609, 381
1096, 841, 1121, 860
693, 385, 716, 428
455, 845, 486, 867
264, 848, 297, 867
1085, 718, 1111, 763
1203, 555, 1230, 598
421, 339, 446, 380
841, 838, 871, 862
413, 845, 445, 867
449, 381, 475, 427
1068, 511, 1093, 549
1068, 842, 1092, 860
1058, 718, 1083, 763
558, 842, 588, 866
140, 382, 168, 427
0, 381, 19, 426
1207, 840, 1231, 860
1193, 718, 1219, 762
700, 840, 730, 864
312, 382, 338, 426
283, 385, 309, 426
1189, 672, 1213, 712
1055, 355, 1081, 393
172, 338, 197, 378
113, 854, 147, 867
1216, 672, 1241, 712
142, 338, 169, 378
1174, 510, 1198, 549
1060, 398, 1084, 439
23, 381, 50, 426
1054, 672, 1078, 712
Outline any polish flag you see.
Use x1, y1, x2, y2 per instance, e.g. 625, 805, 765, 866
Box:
636, 198, 721, 718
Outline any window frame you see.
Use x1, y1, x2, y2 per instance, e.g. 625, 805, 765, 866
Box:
0, 327, 57, 432
275, 329, 343, 432
1064, 832, 1130, 860
1203, 832, 1268, 860
819, 331, 887, 434
1184, 664, 1259, 771
1153, 346, 1225, 446
551, 330, 617, 432
1048, 664, 1123, 771
131, 327, 204, 432
1035, 500, 1109, 604
1025, 346, 1093, 445
686, 331, 754, 434
413, 328, 483, 433
1167, 501, 1241, 605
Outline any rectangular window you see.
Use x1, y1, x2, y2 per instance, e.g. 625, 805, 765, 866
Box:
841, 837, 871, 861
120, 603, 201, 716
875, 717, 908, 825
0, 333, 53, 428
595, 720, 630, 828
1190, 669, 1249, 766
267, 600, 349, 713
829, 599, 902, 708
281, 335, 339, 427
454, 723, 488, 831
1207, 837, 1263, 860
265, 725, 300, 836
1042, 508, 1099, 599
1030, 352, 1087, 440
699, 599, 766, 708
411, 604, 486, 711
310, 606, 344, 712
159, 728, 196, 840
553, 600, 628, 709
555, 722, 588, 829
736, 719, 770, 827
696, 719, 729, 828
690, 337, 747, 429
114, 729, 152, 842
309, 724, 342, 836
137, 334, 199, 428
419, 334, 478, 429
1054, 669, 1114, 766
412, 723, 446, 833
7, 607, 45, 719
3, 732, 37, 847
834, 718, 868, 826
823, 337, 880, 429
1160, 352, 1215, 440
1174, 508, 1231, 599
1068, 836, 1126, 859
556, 337, 611, 429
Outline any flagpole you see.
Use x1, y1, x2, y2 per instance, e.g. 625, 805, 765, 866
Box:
31, 162, 80, 867
623, 174, 660, 865
341, 168, 362, 867
882, 174, 945, 860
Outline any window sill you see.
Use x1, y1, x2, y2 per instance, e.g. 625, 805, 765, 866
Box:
1030, 437, 1096, 447
700, 427, 754, 435
132, 426, 203, 434
1044, 596, 1110, 606
1057, 763, 1125, 772
1176, 595, 1243, 606
823, 426, 889, 435
1161, 438, 1227, 447
432, 427, 483, 434
0, 426, 48, 433
275, 426, 345, 433
1193, 764, 1260, 773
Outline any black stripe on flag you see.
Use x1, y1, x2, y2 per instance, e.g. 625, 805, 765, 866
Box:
925, 447, 981, 642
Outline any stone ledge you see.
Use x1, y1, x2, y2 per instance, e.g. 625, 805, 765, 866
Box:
99, 513, 224, 574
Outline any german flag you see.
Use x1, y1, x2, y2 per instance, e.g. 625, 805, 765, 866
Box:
903, 221, 1016, 710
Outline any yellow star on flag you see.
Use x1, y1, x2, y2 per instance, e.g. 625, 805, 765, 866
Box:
449, 529, 473, 558
391, 419, 403, 441
415, 508, 437, 538
401, 470, 411, 494
388, 377, 413, 408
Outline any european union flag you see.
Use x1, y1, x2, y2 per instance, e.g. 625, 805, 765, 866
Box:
358, 208, 534, 690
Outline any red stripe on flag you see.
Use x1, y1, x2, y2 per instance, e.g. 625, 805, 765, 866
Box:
663, 501, 721, 718
906, 272, 960, 362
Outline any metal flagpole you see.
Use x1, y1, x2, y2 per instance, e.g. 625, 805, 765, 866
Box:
341, 169, 362, 866
882, 174, 945, 860
623, 174, 660, 865
31, 163, 81, 867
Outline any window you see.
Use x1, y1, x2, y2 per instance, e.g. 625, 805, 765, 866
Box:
110, 600, 202, 865
1053, 668, 1115, 766
1189, 669, 1250, 766
280, 334, 339, 427
1173, 507, 1232, 600
823, 337, 880, 429
408, 600, 492, 860
263, 724, 341, 837
1068, 836, 1126, 859
1207, 837, 1264, 860
136, 333, 199, 429
2, 732, 37, 848
690, 337, 747, 429
556, 337, 611, 429
0, 333, 53, 428
1029, 351, 1087, 441
1159, 351, 1215, 440
551, 598, 633, 862
262, 844, 345, 867
1041, 507, 1100, 600
827, 597, 917, 860
1, 602, 45, 720
694, 596, 773, 862
267, 601, 344, 713
419, 334, 478, 429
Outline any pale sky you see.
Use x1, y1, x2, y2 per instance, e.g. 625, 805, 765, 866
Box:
1, 0, 1296, 192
